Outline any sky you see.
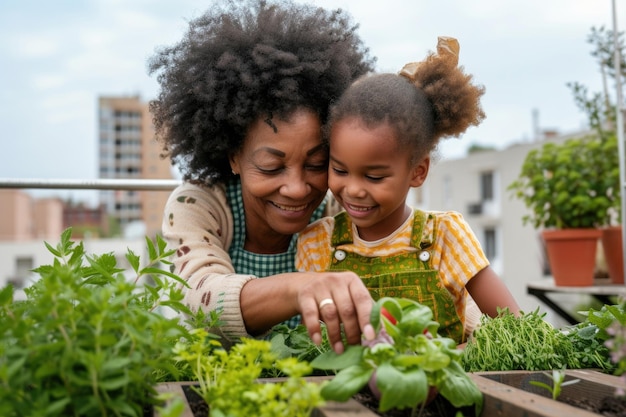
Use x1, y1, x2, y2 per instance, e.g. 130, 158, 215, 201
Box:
0, 0, 621, 204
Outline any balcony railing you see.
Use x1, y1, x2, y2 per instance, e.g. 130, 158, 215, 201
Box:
0, 178, 182, 191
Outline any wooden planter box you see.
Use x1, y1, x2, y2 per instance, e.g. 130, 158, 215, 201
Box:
155, 371, 626, 417
154, 377, 380, 417
471, 370, 626, 417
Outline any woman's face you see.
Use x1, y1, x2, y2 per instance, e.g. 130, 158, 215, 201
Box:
230, 109, 328, 245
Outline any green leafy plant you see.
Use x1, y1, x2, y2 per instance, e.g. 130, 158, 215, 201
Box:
172, 328, 325, 417
584, 301, 626, 394
529, 369, 580, 400
0, 228, 196, 417
462, 308, 613, 372
267, 323, 332, 376
507, 134, 620, 229
310, 297, 483, 415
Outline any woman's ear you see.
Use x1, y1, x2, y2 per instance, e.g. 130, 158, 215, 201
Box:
229, 152, 239, 175
410, 157, 430, 187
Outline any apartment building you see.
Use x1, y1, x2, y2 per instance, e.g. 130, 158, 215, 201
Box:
0, 189, 64, 242
98, 96, 174, 237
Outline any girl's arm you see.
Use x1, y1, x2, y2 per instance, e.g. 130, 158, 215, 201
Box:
466, 266, 521, 318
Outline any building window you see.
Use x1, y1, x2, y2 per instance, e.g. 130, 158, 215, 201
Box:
10, 256, 34, 288
480, 171, 494, 201
483, 228, 496, 261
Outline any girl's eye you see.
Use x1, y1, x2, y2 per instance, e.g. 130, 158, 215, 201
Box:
331, 167, 347, 176
366, 175, 385, 182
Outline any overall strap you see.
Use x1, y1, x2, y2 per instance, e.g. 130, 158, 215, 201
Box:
413, 210, 437, 250
330, 211, 354, 246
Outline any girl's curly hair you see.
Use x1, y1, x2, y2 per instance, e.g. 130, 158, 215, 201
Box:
328, 43, 485, 163
148, 0, 375, 182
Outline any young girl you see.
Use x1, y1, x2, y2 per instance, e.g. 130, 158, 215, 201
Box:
296, 37, 520, 344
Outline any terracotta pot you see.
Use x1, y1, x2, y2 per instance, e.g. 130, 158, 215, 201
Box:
542, 228, 602, 287
601, 226, 624, 284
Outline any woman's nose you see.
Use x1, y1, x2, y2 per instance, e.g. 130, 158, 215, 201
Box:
280, 170, 310, 199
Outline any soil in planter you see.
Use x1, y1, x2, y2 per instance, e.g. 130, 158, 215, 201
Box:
566, 396, 626, 417
180, 383, 626, 416
182, 384, 473, 417
182, 385, 209, 416
352, 385, 476, 417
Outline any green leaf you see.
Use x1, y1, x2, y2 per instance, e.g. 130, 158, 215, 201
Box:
44, 241, 62, 257
140, 268, 189, 287
126, 250, 141, 273
7, 356, 27, 378
156, 234, 169, 255
320, 364, 373, 402
45, 398, 71, 415
398, 303, 434, 336
99, 375, 131, 390
101, 357, 133, 373
146, 236, 157, 261
438, 363, 483, 410
0, 285, 14, 305
310, 345, 364, 370
376, 363, 427, 411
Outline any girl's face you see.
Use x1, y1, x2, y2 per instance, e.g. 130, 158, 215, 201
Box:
229, 109, 328, 249
329, 117, 429, 241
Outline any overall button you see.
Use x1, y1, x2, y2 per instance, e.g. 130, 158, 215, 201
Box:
334, 250, 346, 261
419, 251, 430, 262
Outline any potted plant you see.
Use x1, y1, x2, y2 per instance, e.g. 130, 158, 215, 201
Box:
593, 136, 623, 284
508, 134, 620, 286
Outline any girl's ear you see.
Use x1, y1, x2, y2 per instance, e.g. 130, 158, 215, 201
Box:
410, 157, 430, 187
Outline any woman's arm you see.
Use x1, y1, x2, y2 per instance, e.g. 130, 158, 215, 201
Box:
162, 182, 255, 341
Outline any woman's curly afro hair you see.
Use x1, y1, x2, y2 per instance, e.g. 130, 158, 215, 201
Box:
148, 0, 375, 182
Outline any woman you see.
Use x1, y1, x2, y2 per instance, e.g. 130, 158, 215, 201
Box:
148, 0, 377, 353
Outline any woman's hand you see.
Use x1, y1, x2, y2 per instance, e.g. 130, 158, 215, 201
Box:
240, 270, 374, 353
297, 271, 375, 354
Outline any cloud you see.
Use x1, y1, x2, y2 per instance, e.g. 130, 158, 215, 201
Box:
9, 33, 60, 59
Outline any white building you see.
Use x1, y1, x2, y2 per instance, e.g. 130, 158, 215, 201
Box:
0, 236, 147, 300
414, 132, 593, 327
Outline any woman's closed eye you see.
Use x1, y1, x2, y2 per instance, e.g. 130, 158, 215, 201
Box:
305, 160, 328, 172
256, 165, 284, 175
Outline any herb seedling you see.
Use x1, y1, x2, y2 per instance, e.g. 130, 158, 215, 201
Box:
529, 369, 580, 400
311, 297, 483, 415
462, 308, 612, 372
590, 301, 626, 394
173, 328, 325, 417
